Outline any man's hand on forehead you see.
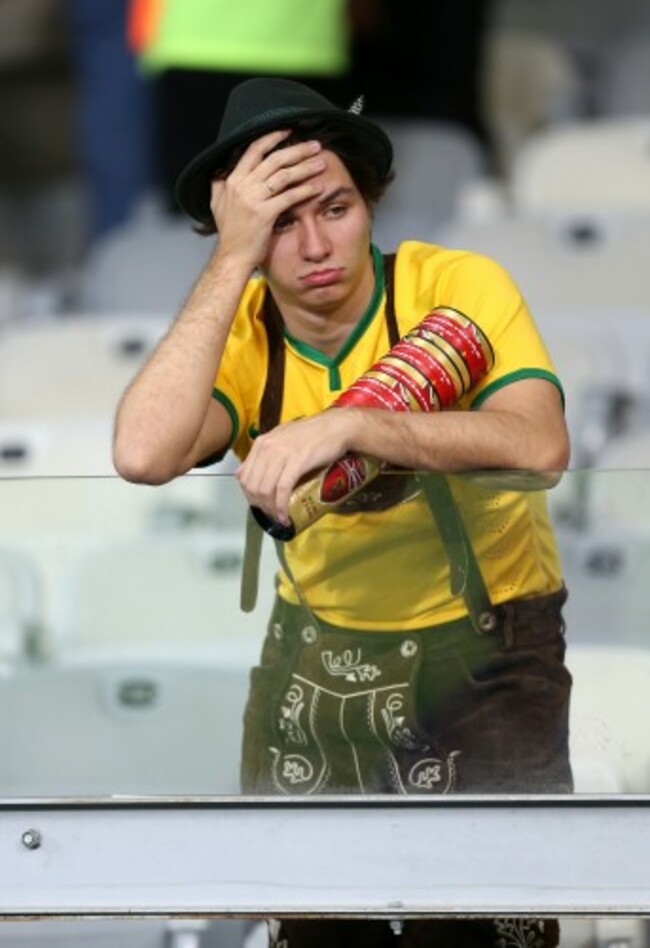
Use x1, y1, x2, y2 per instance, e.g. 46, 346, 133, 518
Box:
208, 130, 326, 266
243, 129, 326, 200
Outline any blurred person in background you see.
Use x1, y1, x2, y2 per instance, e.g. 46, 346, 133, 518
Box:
0, 0, 75, 197
68, 0, 494, 235
0, 0, 82, 285
67, 0, 156, 240
129, 0, 354, 213
348, 0, 494, 144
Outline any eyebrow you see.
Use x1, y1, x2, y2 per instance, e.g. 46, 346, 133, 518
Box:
277, 185, 357, 224
317, 186, 356, 208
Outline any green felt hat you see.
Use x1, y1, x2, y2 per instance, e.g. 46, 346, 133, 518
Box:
174, 77, 393, 225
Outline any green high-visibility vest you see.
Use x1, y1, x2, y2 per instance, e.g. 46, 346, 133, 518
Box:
139, 0, 349, 75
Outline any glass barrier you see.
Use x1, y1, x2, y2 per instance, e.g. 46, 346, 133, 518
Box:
0, 468, 648, 799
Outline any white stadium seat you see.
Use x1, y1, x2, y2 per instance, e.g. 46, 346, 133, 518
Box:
45, 531, 275, 668
372, 118, 487, 251
0, 661, 250, 797
0, 546, 42, 665
78, 201, 214, 316
438, 215, 650, 311
481, 29, 582, 177
567, 642, 650, 793
0, 312, 168, 423
510, 117, 650, 216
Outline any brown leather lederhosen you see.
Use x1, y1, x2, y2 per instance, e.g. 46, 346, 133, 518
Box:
252, 253, 497, 633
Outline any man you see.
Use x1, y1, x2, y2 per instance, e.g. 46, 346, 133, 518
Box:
113, 77, 572, 947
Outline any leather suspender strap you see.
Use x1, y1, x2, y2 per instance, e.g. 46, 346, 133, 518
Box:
241, 289, 286, 612
382, 255, 494, 631
247, 254, 494, 631
383, 253, 400, 347
415, 473, 494, 632
240, 506, 263, 612
259, 290, 287, 435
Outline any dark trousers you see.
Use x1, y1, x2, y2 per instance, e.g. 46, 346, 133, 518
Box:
242, 587, 572, 945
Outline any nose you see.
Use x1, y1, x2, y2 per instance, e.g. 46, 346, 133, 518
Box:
299, 217, 331, 261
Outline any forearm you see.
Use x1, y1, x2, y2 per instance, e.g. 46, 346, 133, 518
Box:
113, 246, 251, 483
237, 380, 570, 525
341, 404, 570, 476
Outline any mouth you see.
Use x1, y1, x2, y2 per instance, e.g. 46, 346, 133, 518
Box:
301, 268, 344, 287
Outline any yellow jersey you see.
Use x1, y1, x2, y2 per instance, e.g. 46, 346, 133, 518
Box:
213, 241, 565, 629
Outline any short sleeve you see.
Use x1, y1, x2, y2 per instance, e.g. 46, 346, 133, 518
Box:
211, 278, 268, 461
394, 242, 563, 410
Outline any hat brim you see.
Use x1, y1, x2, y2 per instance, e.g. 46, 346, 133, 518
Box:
174, 109, 393, 225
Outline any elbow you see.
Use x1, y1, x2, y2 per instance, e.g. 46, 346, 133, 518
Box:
526, 433, 571, 489
534, 446, 570, 479
112, 433, 179, 486
541, 431, 571, 476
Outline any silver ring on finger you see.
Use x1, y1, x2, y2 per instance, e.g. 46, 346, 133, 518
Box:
265, 180, 275, 196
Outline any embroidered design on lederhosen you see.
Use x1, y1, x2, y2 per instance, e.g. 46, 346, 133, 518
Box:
494, 919, 550, 948
268, 627, 460, 796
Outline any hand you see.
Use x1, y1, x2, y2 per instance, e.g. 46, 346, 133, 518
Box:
210, 130, 327, 269
236, 411, 357, 526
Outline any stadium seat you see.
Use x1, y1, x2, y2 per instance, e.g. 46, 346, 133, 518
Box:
45, 529, 276, 667
0, 312, 168, 423
0, 919, 173, 948
0, 419, 114, 476
0, 472, 251, 661
0, 660, 250, 796
78, 201, 213, 316
0, 545, 42, 664
586, 438, 650, 529
0, 918, 248, 948
510, 117, 650, 216
437, 214, 650, 311
567, 642, 650, 793
372, 119, 487, 251
481, 29, 582, 177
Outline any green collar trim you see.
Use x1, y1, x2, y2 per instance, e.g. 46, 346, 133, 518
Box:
283, 244, 385, 391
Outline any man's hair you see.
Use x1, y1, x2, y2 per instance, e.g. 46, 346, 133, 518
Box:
194, 117, 395, 236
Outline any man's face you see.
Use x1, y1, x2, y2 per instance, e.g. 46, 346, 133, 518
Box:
261, 149, 373, 313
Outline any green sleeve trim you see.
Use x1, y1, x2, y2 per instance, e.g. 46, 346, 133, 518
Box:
194, 388, 239, 467
470, 369, 565, 410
